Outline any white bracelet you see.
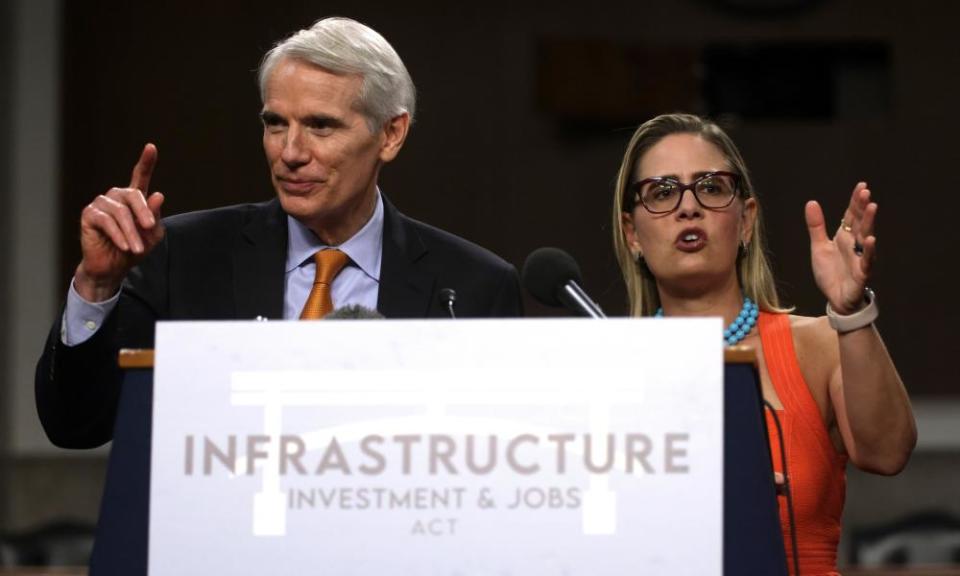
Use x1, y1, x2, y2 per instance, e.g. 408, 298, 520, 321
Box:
826, 288, 878, 333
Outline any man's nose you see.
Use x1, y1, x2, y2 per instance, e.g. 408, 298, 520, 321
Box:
281, 126, 310, 167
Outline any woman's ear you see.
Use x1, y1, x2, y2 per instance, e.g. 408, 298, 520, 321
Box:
621, 212, 643, 258
741, 197, 757, 245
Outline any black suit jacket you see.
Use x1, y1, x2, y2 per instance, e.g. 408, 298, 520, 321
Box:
36, 196, 522, 450
34, 196, 521, 575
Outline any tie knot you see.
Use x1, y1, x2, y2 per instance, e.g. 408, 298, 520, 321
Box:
313, 249, 349, 284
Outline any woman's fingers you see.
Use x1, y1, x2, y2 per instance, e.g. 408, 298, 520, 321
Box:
805, 200, 829, 245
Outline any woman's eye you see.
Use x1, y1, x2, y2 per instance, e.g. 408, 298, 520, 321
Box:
699, 180, 722, 194
653, 185, 676, 199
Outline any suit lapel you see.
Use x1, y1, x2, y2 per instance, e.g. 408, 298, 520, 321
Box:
233, 199, 287, 320
378, 196, 435, 318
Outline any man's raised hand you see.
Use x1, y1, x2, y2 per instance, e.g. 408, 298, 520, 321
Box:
74, 143, 166, 302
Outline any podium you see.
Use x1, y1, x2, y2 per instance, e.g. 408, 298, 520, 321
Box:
87, 343, 786, 575
724, 349, 789, 574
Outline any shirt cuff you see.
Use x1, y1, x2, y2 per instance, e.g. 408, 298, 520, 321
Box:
61, 279, 120, 346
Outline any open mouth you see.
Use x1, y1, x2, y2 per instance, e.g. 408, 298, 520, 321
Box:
675, 228, 707, 252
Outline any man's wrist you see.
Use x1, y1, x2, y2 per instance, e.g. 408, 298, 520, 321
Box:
74, 265, 123, 303
63, 278, 121, 346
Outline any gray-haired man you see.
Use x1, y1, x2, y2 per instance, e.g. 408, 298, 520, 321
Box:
39, 16, 521, 447
36, 21, 520, 572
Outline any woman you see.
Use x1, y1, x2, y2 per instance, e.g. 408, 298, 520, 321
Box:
612, 113, 916, 575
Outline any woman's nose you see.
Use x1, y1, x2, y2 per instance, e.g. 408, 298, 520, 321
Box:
675, 186, 703, 218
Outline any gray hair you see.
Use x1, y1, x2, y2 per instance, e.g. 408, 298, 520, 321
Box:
258, 17, 416, 130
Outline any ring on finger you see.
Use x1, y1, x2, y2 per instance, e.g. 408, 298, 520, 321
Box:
840, 218, 853, 233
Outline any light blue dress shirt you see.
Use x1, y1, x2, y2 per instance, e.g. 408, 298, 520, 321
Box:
62, 192, 385, 345
283, 192, 382, 319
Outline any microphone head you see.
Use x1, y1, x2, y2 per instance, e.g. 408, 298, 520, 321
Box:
521, 247, 583, 307
325, 305, 385, 320
439, 288, 457, 305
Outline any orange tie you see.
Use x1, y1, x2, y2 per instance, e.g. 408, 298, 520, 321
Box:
299, 249, 349, 319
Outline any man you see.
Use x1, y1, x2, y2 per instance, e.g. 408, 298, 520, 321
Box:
36, 17, 522, 449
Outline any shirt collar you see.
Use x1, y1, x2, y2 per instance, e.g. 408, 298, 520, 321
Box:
285, 190, 384, 282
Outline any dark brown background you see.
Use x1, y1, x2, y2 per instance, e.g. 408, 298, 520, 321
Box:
59, 0, 960, 394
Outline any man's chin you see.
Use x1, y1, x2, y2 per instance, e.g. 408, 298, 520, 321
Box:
276, 193, 335, 231
277, 192, 318, 216
275, 187, 376, 243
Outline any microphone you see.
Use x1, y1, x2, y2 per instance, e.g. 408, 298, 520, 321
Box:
522, 247, 606, 318
325, 305, 385, 320
438, 288, 457, 319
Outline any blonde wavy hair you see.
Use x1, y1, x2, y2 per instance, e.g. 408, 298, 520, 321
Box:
612, 113, 789, 316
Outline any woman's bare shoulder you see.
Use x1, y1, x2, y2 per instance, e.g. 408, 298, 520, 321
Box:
788, 313, 833, 337
787, 314, 840, 379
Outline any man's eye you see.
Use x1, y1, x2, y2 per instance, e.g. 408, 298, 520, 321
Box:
304, 117, 340, 134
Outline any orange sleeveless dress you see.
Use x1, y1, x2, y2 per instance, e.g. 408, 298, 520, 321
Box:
759, 312, 848, 576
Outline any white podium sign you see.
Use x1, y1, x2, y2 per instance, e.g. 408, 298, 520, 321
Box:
150, 318, 723, 575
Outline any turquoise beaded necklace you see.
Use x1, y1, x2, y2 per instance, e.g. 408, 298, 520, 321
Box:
655, 297, 758, 346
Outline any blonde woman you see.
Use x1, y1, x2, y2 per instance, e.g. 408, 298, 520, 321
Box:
613, 113, 915, 575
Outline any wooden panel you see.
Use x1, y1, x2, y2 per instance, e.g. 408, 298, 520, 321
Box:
118, 347, 755, 369
117, 349, 154, 369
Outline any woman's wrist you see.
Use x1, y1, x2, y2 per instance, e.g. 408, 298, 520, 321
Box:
826, 288, 877, 333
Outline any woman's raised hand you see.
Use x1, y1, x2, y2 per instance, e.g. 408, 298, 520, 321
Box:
805, 182, 877, 315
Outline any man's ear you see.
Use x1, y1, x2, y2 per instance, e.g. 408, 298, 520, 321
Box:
379, 112, 410, 163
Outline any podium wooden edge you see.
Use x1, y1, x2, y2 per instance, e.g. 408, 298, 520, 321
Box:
725, 345, 758, 369
118, 349, 154, 369
119, 346, 758, 369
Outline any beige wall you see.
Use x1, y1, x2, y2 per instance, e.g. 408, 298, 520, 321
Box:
4, 0, 61, 456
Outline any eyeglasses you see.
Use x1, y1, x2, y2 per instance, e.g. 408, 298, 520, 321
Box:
626, 171, 742, 214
